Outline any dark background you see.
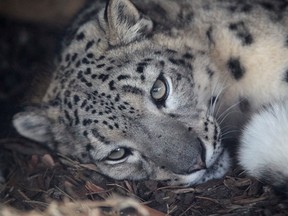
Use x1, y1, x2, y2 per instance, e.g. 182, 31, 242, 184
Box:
0, 0, 85, 138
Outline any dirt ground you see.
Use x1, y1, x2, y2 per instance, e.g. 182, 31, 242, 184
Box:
0, 1, 288, 215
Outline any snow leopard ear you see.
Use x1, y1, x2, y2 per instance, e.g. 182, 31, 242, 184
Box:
105, 0, 153, 46
13, 107, 54, 143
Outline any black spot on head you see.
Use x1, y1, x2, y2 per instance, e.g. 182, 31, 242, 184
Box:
169, 114, 176, 118
169, 58, 182, 65
83, 119, 93, 126
82, 58, 90, 64
74, 110, 80, 125
106, 66, 114, 71
65, 54, 71, 62
166, 49, 177, 54
64, 110, 72, 125
122, 85, 143, 95
50, 98, 60, 107
98, 74, 109, 82
229, 21, 254, 46
115, 94, 120, 102
206, 67, 214, 79
109, 80, 116, 90
183, 53, 194, 59
83, 130, 88, 137
86, 143, 94, 151
97, 64, 105, 68
117, 75, 131, 81
87, 53, 94, 59
71, 53, 78, 62
67, 102, 73, 109
91, 129, 108, 144
75, 60, 81, 68
76, 32, 85, 41
85, 68, 91, 75
227, 58, 246, 80
85, 40, 95, 51
97, 55, 106, 61
159, 60, 165, 67
81, 100, 87, 109
77, 70, 83, 79
136, 62, 148, 73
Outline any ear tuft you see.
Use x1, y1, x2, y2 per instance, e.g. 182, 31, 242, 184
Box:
13, 110, 53, 143
105, 0, 153, 45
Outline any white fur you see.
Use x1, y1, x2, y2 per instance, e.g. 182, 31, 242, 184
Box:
238, 101, 288, 182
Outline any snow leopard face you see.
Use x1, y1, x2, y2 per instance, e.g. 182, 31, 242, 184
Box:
13, 0, 230, 186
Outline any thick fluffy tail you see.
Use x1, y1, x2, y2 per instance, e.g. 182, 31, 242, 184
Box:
238, 101, 288, 196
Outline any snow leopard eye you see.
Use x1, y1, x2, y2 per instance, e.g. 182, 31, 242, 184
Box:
106, 147, 131, 162
150, 76, 169, 103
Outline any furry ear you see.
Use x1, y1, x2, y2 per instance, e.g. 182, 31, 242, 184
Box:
13, 109, 53, 143
105, 0, 153, 45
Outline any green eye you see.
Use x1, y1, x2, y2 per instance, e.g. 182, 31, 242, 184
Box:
107, 148, 130, 161
151, 76, 169, 102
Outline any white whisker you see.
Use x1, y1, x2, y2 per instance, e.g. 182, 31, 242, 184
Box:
216, 100, 241, 123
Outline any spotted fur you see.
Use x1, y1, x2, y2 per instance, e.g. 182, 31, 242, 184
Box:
12, 0, 288, 186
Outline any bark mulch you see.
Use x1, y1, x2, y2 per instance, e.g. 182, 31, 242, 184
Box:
0, 138, 287, 215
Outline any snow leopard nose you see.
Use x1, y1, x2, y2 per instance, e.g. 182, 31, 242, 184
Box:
187, 154, 206, 173
187, 138, 207, 173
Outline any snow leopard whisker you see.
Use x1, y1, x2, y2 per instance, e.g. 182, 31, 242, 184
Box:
219, 125, 239, 134
220, 130, 240, 137
216, 100, 241, 124
217, 109, 241, 127
208, 77, 223, 116
213, 85, 232, 118
207, 78, 225, 117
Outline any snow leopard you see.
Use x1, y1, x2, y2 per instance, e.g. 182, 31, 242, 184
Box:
11, 0, 288, 188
